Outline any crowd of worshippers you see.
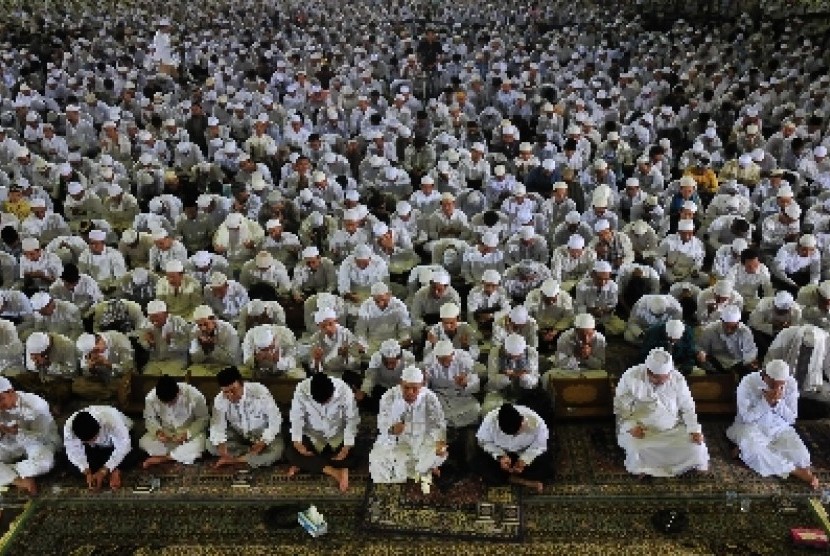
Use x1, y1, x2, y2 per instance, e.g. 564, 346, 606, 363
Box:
0, 1, 829, 496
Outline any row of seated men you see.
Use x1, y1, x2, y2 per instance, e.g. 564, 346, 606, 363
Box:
0, 349, 818, 497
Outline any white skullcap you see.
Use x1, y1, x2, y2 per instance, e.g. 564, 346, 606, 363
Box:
565, 211, 581, 224
592, 196, 608, 208
773, 291, 794, 309
593, 219, 610, 232
30, 198, 46, 208
777, 185, 794, 198
344, 190, 360, 202
165, 260, 184, 273
519, 226, 535, 240
482, 269, 501, 284
26, 332, 50, 354
553, 181, 568, 190
493, 165, 506, 177
209, 272, 228, 287
509, 305, 529, 324
648, 296, 667, 314
541, 278, 560, 297
784, 204, 801, 219
542, 159, 556, 171
632, 221, 649, 235
481, 231, 499, 248
252, 327, 274, 349
765, 359, 790, 381
0, 376, 11, 393
645, 348, 673, 375
594, 260, 612, 273
312, 171, 326, 183
626, 177, 640, 188
379, 339, 402, 358
819, 281, 830, 299
679, 176, 696, 188
504, 333, 527, 355
401, 365, 424, 383
247, 300, 266, 317
21, 238, 39, 251
732, 238, 748, 253
88, 229, 106, 242
738, 154, 753, 166
192, 305, 214, 321
266, 219, 281, 230
76, 333, 97, 354
30, 292, 51, 311
225, 213, 243, 228
147, 299, 167, 314
682, 201, 697, 213
396, 201, 412, 215
720, 304, 741, 323
354, 244, 373, 259
665, 319, 685, 339
314, 307, 337, 324
302, 246, 320, 258
433, 340, 454, 357
371, 282, 389, 296
132, 268, 149, 285
431, 270, 450, 285
439, 302, 461, 319
800, 234, 817, 248
714, 279, 734, 297
574, 313, 595, 329
567, 235, 585, 249
815, 146, 828, 158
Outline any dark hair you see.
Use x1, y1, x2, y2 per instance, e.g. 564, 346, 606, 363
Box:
309, 373, 335, 403
217, 366, 243, 387
155, 375, 180, 403
61, 263, 80, 283
740, 246, 760, 263
497, 403, 523, 435
72, 411, 101, 442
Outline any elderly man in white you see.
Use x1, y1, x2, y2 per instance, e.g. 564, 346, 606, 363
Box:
624, 294, 682, 346
207, 366, 284, 469
727, 360, 819, 489
355, 282, 412, 354
0, 377, 60, 495
140, 375, 209, 468
424, 340, 481, 428
337, 244, 390, 323
614, 348, 710, 478
287, 373, 360, 492
369, 366, 448, 493
242, 324, 304, 379
484, 333, 540, 414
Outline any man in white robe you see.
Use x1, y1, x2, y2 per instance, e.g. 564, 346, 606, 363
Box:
424, 340, 481, 428
369, 366, 448, 493
726, 359, 819, 489
0, 377, 59, 494
139, 376, 209, 468
614, 348, 709, 477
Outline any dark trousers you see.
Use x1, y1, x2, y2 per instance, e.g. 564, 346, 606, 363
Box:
357, 385, 386, 415
285, 436, 360, 474
472, 447, 553, 486
69, 436, 144, 475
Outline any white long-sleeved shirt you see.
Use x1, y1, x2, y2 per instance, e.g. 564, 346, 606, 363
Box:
476, 405, 549, 464
376, 386, 446, 446
143, 382, 209, 439
337, 255, 389, 295
732, 371, 798, 438
289, 376, 359, 447
209, 382, 282, 445
77, 247, 126, 283
64, 406, 133, 472
613, 365, 701, 435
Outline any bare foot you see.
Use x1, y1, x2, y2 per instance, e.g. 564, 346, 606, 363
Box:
143, 456, 171, 469
792, 467, 820, 490
335, 468, 349, 492
431, 467, 441, 478
12, 477, 37, 496
509, 476, 544, 493
109, 469, 122, 490
286, 465, 300, 478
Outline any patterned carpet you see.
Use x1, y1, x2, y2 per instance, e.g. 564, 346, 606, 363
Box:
3, 419, 830, 554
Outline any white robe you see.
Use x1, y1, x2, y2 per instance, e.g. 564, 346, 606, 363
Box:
726, 372, 810, 478
0, 392, 59, 486
614, 365, 709, 477
369, 386, 447, 483
139, 383, 209, 464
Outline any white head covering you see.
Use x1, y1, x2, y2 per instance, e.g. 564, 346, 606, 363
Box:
192, 305, 214, 321
401, 365, 424, 383
720, 304, 741, 323
665, 319, 685, 339
509, 305, 528, 324
433, 340, 454, 357
574, 313, 595, 329
26, 332, 50, 354
30, 292, 51, 311
645, 348, 673, 375
379, 339, 402, 358
252, 327, 274, 349
504, 333, 527, 355
314, 307, 337, 324
765, 359, 790, 381
76, 333, 97, 354
147, 300, 167, 314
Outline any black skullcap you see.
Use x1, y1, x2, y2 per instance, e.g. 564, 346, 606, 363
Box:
497, 403, 523, 435
310, 373, 335, 404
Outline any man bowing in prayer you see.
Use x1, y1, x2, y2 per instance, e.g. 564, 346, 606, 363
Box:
369, 366, 448, 494
727, 359, 819, 489
287, 373, 360, 492
614, 348, 709, 478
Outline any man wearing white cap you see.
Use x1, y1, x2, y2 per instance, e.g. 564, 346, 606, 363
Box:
186, 250, 231, 288
188, 305, 240, 376
492, 305, 539, 352
103, 185, 140, 233
409, 175, 442, 215
727, 360, 818, 489
138, 299, 191, 376
156, 260, 203, 319
624, 294, 683, 346
424, 340, 481, 428
590, 218, 634, 272
552, 210, 593, 247
238, 250, 292, 295
20, 237, 63, 294
467, 269, 512, 337
0, 376, 59, 494
798, 280, 830, 329
208, 366, 284, 469
241, 323, 303, 379
328, 208, 370, 264
355, 282, 412, 353
549, 234, 596, 294
655, 219, 706, 285
720, 245, 772, 312
203, 272, 250, 325
798, 145, 830, 183
305, 307, 366, 382
764, 325, 830, 412
696, 279, 745, 327
147, 229, 188, 275
359, 339, 417, 414
140, 375, 209, 468
287, 373, 360, 492
20, 198, 70, 244
760, 202, 801, 255
337, 244, 390, 320
212, 212, 264, 273
118, 229, 154, 269
640, 319, 702, 375
21, 291, 83, 340
461, 231, 505, 286
426, 192, 471, 243
76, 229, 127, 293
410, 269, 462, 339
291, 246, 338, 302
369, 365, 448, 490
260, 219, 302, 268
772, 234, 821, 293
485, 333, 540, 414
63, 182, 104, 231
574, 260, 625, 336
19, 330, 77, 408
748, 291, 802, 354
424, 302, 479, 361
614, 348, 709, 478
697, 304, 759, 375
238, 299, 287, 339
505, 225, 549, 267
74, 331, 135, 401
